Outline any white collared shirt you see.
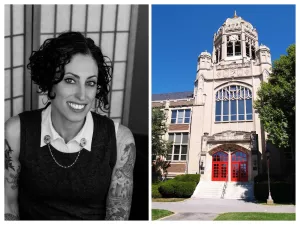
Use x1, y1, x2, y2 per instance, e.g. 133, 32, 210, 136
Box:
40, 104, 94, 153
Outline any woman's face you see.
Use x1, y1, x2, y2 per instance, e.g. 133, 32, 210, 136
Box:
51, 54, 98, 123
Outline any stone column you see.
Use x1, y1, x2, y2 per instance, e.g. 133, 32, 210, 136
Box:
222, 33, 227, 60
241, 31, 246, 58
213, 45, 216, 63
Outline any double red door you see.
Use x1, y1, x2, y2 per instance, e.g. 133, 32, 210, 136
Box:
212, 151, 228, 181
212, 151, 248, 182
231, 151, 248, 181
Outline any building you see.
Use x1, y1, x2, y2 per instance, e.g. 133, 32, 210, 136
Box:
152, 12, 289, 196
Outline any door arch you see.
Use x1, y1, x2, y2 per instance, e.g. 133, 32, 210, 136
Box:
231, 151, 248, 181
212, 151, 228, 181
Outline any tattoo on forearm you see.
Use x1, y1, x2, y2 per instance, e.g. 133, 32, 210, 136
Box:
5, 213, 19, 220
106, 143, 136, 220
5, 139, 15, 171
106, 198, 131, 220
5, 166, 20, 190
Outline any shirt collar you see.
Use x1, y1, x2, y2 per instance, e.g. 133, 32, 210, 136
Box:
40, 104, 93, 151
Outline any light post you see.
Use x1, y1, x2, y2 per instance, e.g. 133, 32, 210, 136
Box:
265, 148, 274, 204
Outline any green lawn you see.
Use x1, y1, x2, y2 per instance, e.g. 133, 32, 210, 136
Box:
152, 209, 174, 220
152, 198, 188, 202
214, 212, 295, 220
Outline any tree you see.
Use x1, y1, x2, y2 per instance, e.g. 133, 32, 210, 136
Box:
152, 108, 172, 157
254, 44, 295, 155
152, 108, 172, 181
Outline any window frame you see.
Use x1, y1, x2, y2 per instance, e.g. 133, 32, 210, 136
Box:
215, 85, 253, 123
170, 108, 191, 124
167, 132, 189, 161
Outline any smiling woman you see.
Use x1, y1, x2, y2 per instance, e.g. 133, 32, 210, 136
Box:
5, 31, 136, 220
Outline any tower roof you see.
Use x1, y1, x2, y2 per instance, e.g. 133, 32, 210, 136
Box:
224, 13, 254, 30
214, 11, 257, 41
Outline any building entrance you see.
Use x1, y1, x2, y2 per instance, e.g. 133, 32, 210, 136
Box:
211, 149, 248, 182
212, 151, 228, 181
231, 151, 248, 181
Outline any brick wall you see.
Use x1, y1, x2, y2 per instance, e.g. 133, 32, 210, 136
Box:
169, 124, 189, 131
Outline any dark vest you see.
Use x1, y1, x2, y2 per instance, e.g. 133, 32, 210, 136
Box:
18, 108, 117, 220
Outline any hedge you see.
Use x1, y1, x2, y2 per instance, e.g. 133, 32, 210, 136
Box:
152, 184, 162, 198
173, 174, 200, 184
254, 182, 295, 203
159, 181, 196, 198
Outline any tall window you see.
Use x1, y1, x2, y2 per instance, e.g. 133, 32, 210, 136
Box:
227, 42, 233, 56
227, 35, 241, 57
171, 109, 191, 124
168, 133, 188, 161
235, 41, 241, 55
215, 85, 253, 122
251, 45, 256, 60
246, 43, 250, 57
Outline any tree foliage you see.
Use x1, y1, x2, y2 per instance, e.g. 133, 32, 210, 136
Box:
254, 44, 295, 151
152, 108, 172, 182
152, 108, 172, 157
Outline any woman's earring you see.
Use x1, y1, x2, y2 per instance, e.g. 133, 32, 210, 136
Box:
49, 91, 56, 99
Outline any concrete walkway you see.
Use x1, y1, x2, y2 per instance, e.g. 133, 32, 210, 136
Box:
152, 198, 296, 220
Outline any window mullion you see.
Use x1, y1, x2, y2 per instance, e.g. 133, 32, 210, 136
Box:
221, 89, 223, 121
244, 89, 246, 121
233, 41, 235, 56
172, 134, 175, 161
229, 98, 231, 122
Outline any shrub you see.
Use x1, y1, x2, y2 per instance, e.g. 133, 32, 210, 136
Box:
158, 182, 175, 198
254, 182, 295, 203
173, 174, 200, 184
173, 181, 196, 198
159, 181, 196, 198
152, 183, 162, 198
254, 173, 287, 183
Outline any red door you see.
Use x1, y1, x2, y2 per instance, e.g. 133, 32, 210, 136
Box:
212, 151, 228, 181
231, 151, 248, 182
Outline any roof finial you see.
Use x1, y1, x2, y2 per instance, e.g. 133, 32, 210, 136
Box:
234, 10, 238, 18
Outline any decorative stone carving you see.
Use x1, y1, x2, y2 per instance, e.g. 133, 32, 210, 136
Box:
244, 69, 250, 76
216, 62, 250, 70
225, 24, 241, 32
229, 34, 239, 42
216, 72, 221, 77
214, 131, 245, 141
237, 69, 243, 76
224, 70, 229, 78
230, 69, 236, 76
206, 131, 251, 144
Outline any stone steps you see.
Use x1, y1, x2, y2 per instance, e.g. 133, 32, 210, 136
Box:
192, 181, 255, 200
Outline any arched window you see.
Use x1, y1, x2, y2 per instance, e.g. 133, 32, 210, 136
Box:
215, 85, 253, 122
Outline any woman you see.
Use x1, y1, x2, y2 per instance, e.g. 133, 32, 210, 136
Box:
5, 31, 135, 220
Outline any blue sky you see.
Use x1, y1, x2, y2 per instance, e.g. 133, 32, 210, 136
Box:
152, 5, 296, 94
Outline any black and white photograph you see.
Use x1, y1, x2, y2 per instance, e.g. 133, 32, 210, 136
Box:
4, 4, 149, 220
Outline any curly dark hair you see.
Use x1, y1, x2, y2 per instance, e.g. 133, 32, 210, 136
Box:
27, 31, 112, 112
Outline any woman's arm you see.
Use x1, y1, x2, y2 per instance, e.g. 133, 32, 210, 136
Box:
5, 116, 21, 220
105, 124, 136, 220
